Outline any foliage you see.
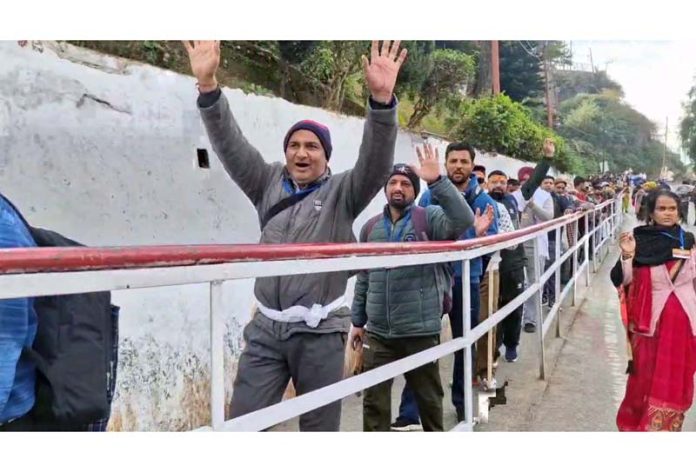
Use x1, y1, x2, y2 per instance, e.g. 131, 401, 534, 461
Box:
449, 94, 576, 172
679, 85, 696, 170
406, 49, 475, 128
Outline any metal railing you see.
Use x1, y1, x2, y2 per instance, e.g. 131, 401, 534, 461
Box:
0, 195, 623, 432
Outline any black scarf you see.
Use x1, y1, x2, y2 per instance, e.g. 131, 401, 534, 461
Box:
632, 224, 695, 267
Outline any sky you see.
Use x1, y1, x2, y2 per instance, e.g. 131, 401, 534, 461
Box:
569, 41, 696, 161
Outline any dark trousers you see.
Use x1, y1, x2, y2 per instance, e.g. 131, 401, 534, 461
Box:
230, 314, 346, 431
450, 277, 480, 410
543, 240, 557, 304
496, 268, 525, 351
363, 332, 443, 432
396, 277, 480, 420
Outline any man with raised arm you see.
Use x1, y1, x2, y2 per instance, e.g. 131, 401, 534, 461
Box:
183, 40, 407, 431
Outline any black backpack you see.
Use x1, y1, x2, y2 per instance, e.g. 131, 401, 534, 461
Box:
1, 194, 119, 428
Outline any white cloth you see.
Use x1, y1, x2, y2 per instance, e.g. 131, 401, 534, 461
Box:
531, 189, 552, 260
257, 296, 346, 328
514, 188, 553, 259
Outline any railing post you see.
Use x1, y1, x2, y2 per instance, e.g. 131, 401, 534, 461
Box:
210, 281, 225, 431
584, 213, 591, 287
592, 209, 598, 274
462, 259, 474, 429
555, 227, 562, 338
487, 267, 495, 385
534, 238, 546, 380
572, 218, 579, 307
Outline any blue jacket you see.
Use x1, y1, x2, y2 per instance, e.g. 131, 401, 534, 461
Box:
419, 176, 499, 282
0, 195, 37, 423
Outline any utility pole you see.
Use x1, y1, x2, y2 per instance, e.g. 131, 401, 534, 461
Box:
491, 40, 501, 95
543, 41, 554, 128
589, 48, 595, 72
661, 117, 669, 179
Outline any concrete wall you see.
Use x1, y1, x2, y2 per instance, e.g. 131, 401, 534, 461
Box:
0, 40, 540, 430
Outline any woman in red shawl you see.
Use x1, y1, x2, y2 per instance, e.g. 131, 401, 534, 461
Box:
611, 189, 696, 431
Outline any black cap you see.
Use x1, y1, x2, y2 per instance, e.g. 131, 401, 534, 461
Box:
385, 163, 421, 196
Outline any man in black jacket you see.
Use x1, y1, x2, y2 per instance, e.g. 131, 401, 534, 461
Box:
486, 153, 551, 363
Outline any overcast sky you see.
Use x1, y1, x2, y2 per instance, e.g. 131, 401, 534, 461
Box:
569, 41, 696, 160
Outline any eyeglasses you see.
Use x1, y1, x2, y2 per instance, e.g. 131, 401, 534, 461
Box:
477, 177, 485, 184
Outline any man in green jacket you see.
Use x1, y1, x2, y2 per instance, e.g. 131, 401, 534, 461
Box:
350, 144, 493, 431
184, 40, 408, 431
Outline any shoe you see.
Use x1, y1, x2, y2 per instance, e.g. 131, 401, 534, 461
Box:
481, 377, 497, 391
505, 346, 519, 363
456, 406, 465, 423
390, 418, 423, 432
524, 323, 536, 333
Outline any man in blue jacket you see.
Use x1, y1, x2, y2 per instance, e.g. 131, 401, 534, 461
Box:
392, 142, 499, 429
0, 194, 37, 431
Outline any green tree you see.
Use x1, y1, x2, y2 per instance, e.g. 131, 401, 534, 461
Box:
558, 92, 683, 177
406, 49, 475, 128
301, 41, 370, 110
499, 41, 543, 102
680, 85, 696, 169
277, 41, 317, 99
449, 94, 574, 171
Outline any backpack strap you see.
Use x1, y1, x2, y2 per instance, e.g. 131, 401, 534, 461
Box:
361, 214, 383, 243
410, 206, 430, 241
261, 188, 319, 230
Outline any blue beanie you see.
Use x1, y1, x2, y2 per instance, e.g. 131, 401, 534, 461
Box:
283, 120, 333, 160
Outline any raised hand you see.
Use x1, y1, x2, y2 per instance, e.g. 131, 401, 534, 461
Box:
543, 138, 555, 158
414, 143, 441, 184
362, 40, 408, 104
182, 41, 221, 92
474, 204, 496, 237
619, 232, 636, 255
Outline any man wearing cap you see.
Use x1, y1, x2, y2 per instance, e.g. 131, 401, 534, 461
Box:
516, 143, 556, 333
350, 144, 478, 431
183, 40, 408, 431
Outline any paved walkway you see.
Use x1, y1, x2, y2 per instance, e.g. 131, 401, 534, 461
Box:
274, 213, 696, 431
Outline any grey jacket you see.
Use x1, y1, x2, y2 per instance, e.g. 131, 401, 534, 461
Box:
352, 177, 474, 338
198, 91, 398, 331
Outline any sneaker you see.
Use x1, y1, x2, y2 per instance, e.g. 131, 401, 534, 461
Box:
481, 377, 497, 391
505, 346, 519, 363
524, 323, 536, 333
390, 418, 423, 432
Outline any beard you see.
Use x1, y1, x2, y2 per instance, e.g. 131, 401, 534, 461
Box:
448, 172, 469, 184
489, 188, 505, 201
388, 194, 412, 210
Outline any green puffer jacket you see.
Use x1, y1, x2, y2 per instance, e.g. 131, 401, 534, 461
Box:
351, 177, 473, 338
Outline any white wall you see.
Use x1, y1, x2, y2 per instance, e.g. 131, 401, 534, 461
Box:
0, 41, 540, 430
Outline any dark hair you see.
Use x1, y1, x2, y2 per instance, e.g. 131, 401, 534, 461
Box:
445, 142, 476, 162
643, 189, 683, 223
473, 165, 487, 173
488, 170, 507, 179
507, 178, 520, 186
543, 175, 555, 182
573, 176, 586, 187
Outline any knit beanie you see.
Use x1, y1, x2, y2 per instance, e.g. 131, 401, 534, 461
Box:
385, 163, 421, 196
283, 120, 333, 160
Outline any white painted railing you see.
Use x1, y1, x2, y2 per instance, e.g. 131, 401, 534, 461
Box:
0, 195, 623, 432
